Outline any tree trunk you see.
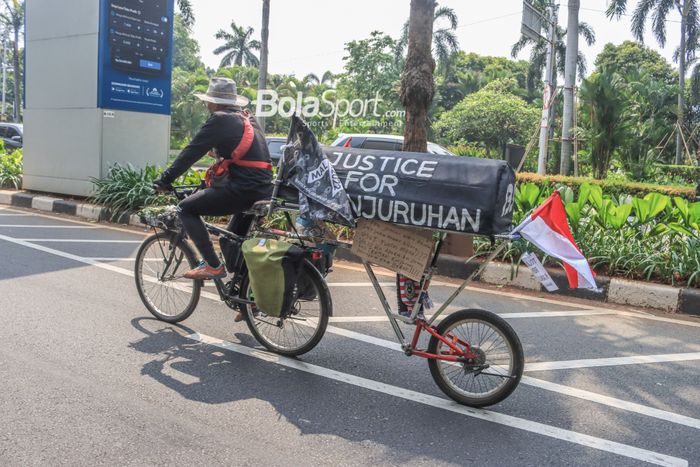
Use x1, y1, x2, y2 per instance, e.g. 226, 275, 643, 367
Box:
676, 1, 687, 165
257, 0, 270, 131
12, 28, 20, 122
560, 0, 579, 176
400, 0, 435, 153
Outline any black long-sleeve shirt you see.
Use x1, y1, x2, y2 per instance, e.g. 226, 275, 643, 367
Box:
161, 108, 272, 191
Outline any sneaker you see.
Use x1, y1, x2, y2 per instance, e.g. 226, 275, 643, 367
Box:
183, 261, 226, 280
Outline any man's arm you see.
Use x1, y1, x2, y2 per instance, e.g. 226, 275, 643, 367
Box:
159, 114, 222, 185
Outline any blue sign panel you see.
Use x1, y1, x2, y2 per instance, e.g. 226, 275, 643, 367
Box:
97, 0, 174, 115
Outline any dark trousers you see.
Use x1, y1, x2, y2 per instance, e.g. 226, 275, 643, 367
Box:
178, 185, 269, 267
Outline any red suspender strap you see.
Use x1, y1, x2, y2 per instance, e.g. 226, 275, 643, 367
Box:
230, 113, 255, 161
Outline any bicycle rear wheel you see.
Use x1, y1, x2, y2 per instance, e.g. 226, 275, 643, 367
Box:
239, 259, 331, 356
135, 232, 201, 323
427, 309, 523, 407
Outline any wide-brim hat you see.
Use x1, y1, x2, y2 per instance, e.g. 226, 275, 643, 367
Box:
194, 77, 250, 107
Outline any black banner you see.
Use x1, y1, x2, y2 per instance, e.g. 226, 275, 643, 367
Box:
322, 147, 516, 236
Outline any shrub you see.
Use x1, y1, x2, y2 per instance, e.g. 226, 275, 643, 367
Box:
90, 163, 202, 218
516, 172, 696, 199
649, 164, 700, 186
0, 149, 22, 189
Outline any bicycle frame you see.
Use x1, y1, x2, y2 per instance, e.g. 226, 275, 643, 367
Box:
361, 233, 518, 361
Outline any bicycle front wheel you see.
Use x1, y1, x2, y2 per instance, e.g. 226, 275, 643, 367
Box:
135, 232, 201, 323
239, 259, 331, 356
427, 309, 524, 407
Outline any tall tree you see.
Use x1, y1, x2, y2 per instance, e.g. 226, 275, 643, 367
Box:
396, 3, 458, 74
257, 0, 270, 130
578, 68, 627, 179
400, 0, 436, 152
172, 15, 204, 72
214, 22, 261, 68
0, 0, 23, 122
560, 0, 580, 175
606, 0, 698, 165
176, 0, 195, 27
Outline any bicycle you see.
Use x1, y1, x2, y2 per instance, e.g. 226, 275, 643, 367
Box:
135, 129, 524, 406
134, 184, 332, 356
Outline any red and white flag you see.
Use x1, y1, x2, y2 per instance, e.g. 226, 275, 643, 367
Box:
513, 191, 597, 290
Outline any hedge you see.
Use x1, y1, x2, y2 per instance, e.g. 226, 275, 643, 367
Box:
516, 172, 697, 199
651, 164, 700, 185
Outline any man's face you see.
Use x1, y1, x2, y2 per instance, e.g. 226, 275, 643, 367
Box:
207, 102, 217, 113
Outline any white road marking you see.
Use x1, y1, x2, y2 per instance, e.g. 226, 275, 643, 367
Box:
187, 332, 687, 467
0, 224, 100, 228
0, 213, 32, 216
90, 257, 162, 262
0, 230, 697, 459
525, 353, 700, 372
0, 206, 148, 235
17, 238, 143, 243
521, 376, 700, 430
320, 324, 700, 433
327, 282, 395, 287
332, 263, 700, 329
328, 310, 614, 323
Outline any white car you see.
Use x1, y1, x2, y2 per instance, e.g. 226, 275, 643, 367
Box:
330, 133, 453, 155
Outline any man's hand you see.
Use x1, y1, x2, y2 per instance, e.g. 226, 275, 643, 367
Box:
152, 178, 172, 194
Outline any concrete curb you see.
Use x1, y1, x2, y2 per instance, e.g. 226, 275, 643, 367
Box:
1, 189, 698, 315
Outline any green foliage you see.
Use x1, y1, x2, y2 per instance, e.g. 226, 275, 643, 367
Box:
497, 179, 700, 287
594, 41, 677, 86
433, 78, 539, 154
214, 21, 261, 68
0, 148, 22, 189
649, 164, 700, 186
578, 68, 627, 179
90, 164, 202, 218
516, 172, 697, 199
172, 14, 204, 72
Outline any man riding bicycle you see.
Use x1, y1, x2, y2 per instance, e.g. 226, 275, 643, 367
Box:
154, 77, 273, 280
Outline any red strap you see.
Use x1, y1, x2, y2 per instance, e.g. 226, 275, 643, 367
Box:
234, 159, 273, 170
231, 112, 255, 161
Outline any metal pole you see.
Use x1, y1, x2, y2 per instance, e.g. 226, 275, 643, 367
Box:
1, 36, 6, 121
537, 2, 558, 176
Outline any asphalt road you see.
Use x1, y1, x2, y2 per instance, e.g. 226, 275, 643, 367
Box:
1, 205, 699, 466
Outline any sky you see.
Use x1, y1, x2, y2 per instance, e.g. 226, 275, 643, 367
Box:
188, 0, 684, 79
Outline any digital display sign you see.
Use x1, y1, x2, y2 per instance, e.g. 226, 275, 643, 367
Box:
97, 0, 174, 114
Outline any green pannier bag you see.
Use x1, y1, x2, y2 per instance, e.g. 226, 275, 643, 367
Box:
241, 238, 306, 317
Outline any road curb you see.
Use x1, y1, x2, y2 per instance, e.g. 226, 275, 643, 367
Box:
1, 189, 697, 315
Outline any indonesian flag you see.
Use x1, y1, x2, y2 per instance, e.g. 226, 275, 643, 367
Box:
513, 191, 597, 290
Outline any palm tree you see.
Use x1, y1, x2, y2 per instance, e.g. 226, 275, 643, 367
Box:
578, 68, 627, 179
400, 0, 436, 152
214, 22, 261, 68
176, 0, 195, 28
0, 0, 22, 122
606, 0, 698, 165
321, 71, 336, 86
396, 3, 458, 74
511, 17, 595, 94
303, 73, 320, 88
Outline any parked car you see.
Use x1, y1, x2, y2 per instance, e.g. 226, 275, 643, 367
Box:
0, 123, 23, 150
266, 136, 287, 165
330, 133, 453, 155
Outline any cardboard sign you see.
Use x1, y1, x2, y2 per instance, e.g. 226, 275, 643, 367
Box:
521, 252, 559, 292
351, 219, 435, 281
